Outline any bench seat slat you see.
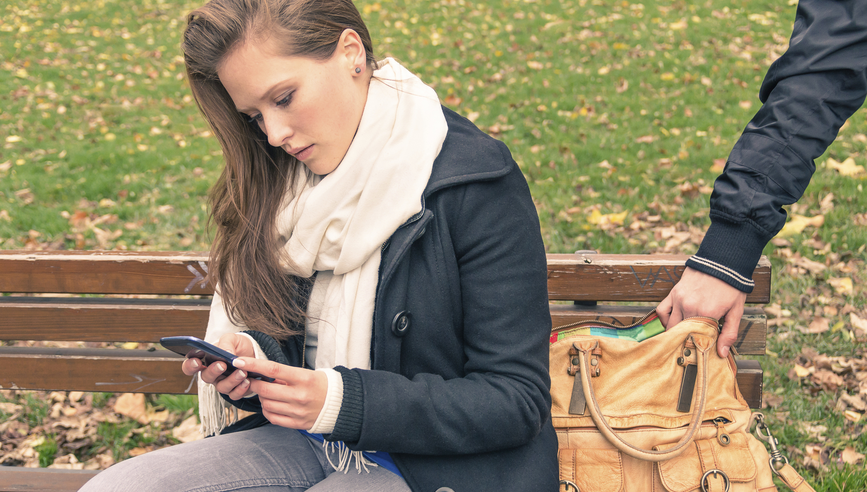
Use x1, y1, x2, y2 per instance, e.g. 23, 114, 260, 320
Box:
0, 468, 99, 492
550, 305, 767, 355
0, 348, 195, 394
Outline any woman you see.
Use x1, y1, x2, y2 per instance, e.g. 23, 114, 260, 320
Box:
80, 0, 557, 490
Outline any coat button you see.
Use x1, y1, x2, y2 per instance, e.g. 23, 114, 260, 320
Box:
391, 311, 412, 337
435, 488, 455, 492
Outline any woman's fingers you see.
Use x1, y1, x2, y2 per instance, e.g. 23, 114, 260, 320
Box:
213, 364, 250, 397
224, 371, 253, 400
235, 358, 328, 429
181, 357, 204, 376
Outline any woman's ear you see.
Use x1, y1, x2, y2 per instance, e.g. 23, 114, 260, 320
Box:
337, 29, 367, 75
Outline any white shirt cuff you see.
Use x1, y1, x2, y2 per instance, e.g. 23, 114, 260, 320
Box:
236, 332, 269, 361
307, 368, 343, 434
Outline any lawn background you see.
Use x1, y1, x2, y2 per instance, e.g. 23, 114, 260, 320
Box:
1, 0, 866, 489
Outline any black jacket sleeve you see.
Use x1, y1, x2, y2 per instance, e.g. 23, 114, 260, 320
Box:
688, 0, 867, 291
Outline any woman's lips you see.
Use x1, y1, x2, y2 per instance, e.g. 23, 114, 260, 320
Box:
291, 144, 313, 161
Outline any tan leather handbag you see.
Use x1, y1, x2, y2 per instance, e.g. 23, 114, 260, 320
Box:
550, 315, 814, 492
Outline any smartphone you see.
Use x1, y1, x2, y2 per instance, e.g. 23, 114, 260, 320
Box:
159, 336, 274, 382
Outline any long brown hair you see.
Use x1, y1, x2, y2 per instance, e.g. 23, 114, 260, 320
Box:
182, 0, 375, 337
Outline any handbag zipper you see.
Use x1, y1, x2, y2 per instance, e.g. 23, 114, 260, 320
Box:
713, 416, 732, 446
592, 416, 732, 433
553, 312, 718, 336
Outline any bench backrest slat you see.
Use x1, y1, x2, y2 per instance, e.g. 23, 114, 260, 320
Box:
0, 301, 766, 355
0, 251, 211, 296
0, 298, 209, 342
546, 254, 771, 303
0, 251, 771, 303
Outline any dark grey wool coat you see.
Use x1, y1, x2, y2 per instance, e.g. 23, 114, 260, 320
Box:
233, 107, 559, 492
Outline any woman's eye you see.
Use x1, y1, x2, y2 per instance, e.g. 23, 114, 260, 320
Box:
246, 113, 263, 124
276, 92, 293, 107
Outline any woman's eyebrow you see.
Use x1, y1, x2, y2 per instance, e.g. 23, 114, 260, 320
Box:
234, 81, 290, 112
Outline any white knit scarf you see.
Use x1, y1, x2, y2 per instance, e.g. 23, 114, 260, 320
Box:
199, 58, 448, 437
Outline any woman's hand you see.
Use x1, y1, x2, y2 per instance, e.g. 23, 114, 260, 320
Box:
233, 357, 328, 430
181, 333, 256, 400
657, 267, 747, 358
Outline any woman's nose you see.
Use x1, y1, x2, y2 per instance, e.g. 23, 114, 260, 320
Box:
264, 115, 293, 148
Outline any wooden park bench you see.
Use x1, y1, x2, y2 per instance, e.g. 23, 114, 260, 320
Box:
0, 250, 771, 491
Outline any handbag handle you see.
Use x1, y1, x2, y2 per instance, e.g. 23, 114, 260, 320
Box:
575, 333, 711, 462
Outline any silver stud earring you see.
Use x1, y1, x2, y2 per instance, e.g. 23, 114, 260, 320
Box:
355, 67, 362, 74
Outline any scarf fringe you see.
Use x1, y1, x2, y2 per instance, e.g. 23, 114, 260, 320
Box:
198, 374, 237, 436
323, 440, 378, 474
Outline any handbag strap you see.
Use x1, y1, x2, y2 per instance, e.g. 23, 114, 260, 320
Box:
776, 463, 817, 492
752, 413, 817, 492
575, 333, 712, 462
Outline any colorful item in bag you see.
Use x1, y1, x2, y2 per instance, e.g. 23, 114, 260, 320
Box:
550, 313, 665, 344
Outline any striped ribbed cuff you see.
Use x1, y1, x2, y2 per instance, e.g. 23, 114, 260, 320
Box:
686, 255, 756, 291
688, 216, 768, 294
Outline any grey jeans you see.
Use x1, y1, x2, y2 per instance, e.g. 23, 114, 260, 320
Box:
79, 424, 411, 492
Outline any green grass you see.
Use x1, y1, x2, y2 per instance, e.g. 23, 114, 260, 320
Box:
154, 394, 198, 414
2, 0, 866, 486
34, 434, 58, 468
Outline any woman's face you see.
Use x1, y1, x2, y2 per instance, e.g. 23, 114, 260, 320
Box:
218, 31, 369, 175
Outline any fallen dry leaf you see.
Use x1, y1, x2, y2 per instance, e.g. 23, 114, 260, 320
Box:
14, 189, 34, 205
803, 443, 830, 472
92, 227, 123, 248
838, 393, 867, 412
128, 446, 153, 457
83, 452, 114, 471
792, 364, 813, 378
788, 254, 827, 275
113, 393, 147, 424
819, 193, 835, 214
841, 447, 865, 465
800, 317, 830, 335
798, 423, 828, 440
851, 313, 867, 334
587, 209, 628, 229
811, 369, 844, 391
777, 214, 824, 238
827, 277, 854, 296
171, 415, 203, 443
825, 157, 865, 177
49, 454, 84, 470
763, 394, 785, 408
147, 409, 171, 423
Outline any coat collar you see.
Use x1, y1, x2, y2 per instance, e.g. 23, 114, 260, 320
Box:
424, 107, 513, 197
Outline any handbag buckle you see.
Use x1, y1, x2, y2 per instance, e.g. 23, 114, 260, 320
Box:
559, 480, 580, 492
700, 469, 730, 492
